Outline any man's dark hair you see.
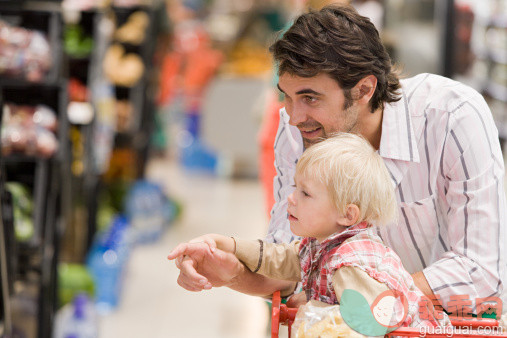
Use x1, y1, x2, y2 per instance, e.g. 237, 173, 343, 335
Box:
270, 4, 401, 112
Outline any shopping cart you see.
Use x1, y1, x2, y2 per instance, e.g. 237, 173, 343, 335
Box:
271, 291, 507, 337
271, 290, 299, 338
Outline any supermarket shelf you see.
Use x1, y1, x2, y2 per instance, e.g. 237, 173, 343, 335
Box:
0, 6, 63, 85
1, 155, 52, 163
0, 78, 62, 88
1, 2, 157, 336
476, 14, 507, 29
0, 5, 69, 337
489, 50, 507, 65
67, 55, 93, 62
0, 1, 61, 12
489, 15, 507, 28
1, 158, 50, 251
474, 48, 507, 65
486, 82, 507, 103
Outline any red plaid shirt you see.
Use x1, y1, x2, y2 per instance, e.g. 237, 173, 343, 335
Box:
299, 221, 447, 328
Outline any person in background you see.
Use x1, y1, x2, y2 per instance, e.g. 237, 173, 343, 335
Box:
171, 4, 507, 316
169, 133, 450, 330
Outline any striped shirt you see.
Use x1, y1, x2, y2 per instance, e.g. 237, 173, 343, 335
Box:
267, 73, 507, 313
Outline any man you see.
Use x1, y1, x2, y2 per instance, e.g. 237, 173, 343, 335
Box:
171, 5, 507, 314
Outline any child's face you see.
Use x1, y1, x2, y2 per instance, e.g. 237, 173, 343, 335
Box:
287, 174, 347, 242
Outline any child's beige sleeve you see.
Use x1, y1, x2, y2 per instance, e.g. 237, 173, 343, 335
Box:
234, 239, 302, 282
332, 266, 389, 304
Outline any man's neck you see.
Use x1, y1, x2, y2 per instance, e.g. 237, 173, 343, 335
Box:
358, 106, 384, 150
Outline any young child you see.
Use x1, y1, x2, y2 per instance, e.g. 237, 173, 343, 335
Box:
168, 133, 448, 331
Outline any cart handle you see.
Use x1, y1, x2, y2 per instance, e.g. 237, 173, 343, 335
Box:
448, 316, 499, 328
271, 291, 299, 338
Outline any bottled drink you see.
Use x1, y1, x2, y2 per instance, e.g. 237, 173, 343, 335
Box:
52, 294, 99, 338
86, 216, 130, 314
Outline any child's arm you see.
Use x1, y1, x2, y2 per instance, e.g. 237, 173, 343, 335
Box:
167, 237, 297, 297
234, 239, 302, 282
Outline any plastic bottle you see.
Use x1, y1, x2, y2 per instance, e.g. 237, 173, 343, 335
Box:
86, 216, 130, 314
125, 181, 174, 244
179, 113, 218, 173
52, 294, 99, 338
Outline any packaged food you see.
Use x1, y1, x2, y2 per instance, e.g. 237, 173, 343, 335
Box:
292, 301, 366, 338
0, 19, 52, 82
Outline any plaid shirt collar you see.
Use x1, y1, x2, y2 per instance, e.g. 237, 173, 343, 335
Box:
309, 221, 371, 255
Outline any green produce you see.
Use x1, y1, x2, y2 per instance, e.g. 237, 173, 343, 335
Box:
5, 182, 35, 242
58, 263, 95, 307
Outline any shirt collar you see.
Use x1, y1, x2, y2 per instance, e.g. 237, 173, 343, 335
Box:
312, 221, 370, 249
378, 89, 421, 164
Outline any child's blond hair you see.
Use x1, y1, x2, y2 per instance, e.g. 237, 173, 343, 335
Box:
296, 133, 397, 225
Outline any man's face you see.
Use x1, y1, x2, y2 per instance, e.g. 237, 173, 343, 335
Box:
278, 72, 359, 148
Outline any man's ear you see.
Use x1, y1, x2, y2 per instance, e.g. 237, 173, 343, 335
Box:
351, 75, 378, 104
336, 204, 360, 227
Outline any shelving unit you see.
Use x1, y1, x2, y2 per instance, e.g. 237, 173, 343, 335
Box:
3, 0, 198, 336
110, 5, 157, 178
0, 2, 71, 337
0, 99, 14, 338
61, 8, 104, 262
467, 3, 507, 146
54, 4, 158, 258
382, 0, 507, 147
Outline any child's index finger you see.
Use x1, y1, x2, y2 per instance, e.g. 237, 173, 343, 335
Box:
167, 242, 212, 260
167, 243, 190, 260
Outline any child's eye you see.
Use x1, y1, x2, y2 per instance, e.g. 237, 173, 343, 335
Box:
302, 191, 310, 197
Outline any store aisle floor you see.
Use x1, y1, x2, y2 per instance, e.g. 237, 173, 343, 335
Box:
100, 157, 275, 338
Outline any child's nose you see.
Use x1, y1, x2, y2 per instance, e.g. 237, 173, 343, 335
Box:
288, 191, 295, 205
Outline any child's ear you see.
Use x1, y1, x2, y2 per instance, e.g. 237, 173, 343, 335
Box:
337, 204, 360, 227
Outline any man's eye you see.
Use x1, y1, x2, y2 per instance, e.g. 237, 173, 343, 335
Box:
304, 96, 317, 104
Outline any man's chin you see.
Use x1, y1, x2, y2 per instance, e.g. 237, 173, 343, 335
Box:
303, 137, 323, 148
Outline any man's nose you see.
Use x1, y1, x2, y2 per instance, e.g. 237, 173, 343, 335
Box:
287, 103, 307, 126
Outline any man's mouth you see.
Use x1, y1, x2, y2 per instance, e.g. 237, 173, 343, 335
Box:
299, 126, 322, 139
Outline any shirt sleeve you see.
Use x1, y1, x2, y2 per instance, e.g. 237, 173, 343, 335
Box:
423, 94, 507, 312
332, 266, 396, 329
332, 266, 390, 305
265, 108, 303, 244
234, 238, 302, 282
